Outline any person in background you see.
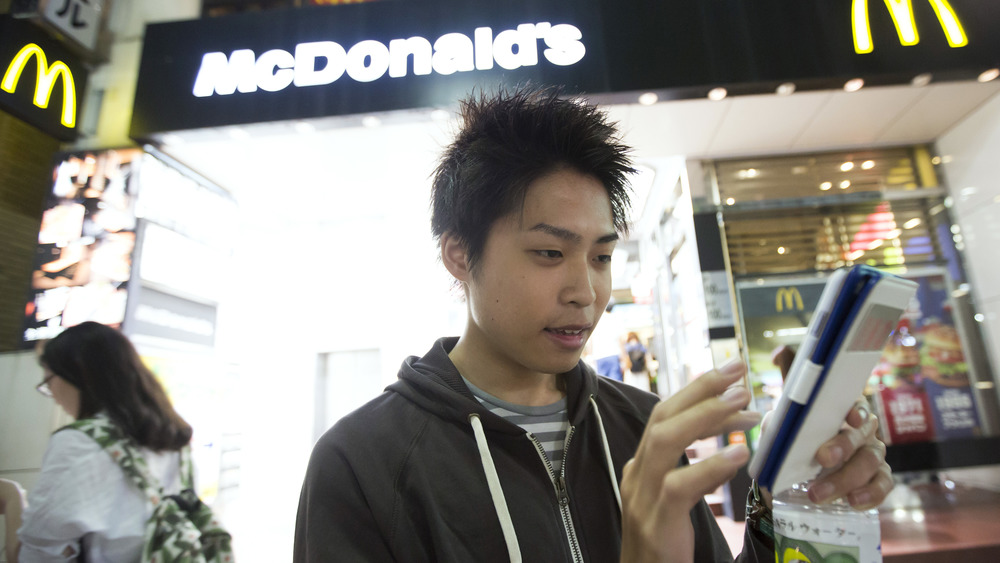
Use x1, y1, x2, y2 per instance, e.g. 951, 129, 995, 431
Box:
293, 85, 893, 562
584, 299, 629, 381
623, 331, 653, 393
0, 322, 192, 562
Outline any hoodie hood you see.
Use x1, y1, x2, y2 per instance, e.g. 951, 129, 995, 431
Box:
387, 337, 603, 434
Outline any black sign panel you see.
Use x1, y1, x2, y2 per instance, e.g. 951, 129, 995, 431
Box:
0, 16, 88, 140
130, 0, 1000, 139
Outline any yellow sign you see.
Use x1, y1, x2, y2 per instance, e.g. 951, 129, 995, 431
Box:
776, 287, 804, 312
852, 0, 968, 54
2, 42, 77, 128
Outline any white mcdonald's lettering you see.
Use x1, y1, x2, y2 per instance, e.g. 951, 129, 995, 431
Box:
1, 43, 77, 128
852, 0, 968, 54
192, 22, 586, 97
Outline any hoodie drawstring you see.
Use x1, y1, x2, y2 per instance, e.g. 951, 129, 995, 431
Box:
469, 397, 624, 562
470, 413, 522, 563
589, 396, 623, 512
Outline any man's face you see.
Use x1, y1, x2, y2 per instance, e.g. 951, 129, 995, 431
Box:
465, 167, 618, 377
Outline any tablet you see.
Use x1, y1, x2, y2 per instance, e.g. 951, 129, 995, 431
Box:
748, 265, 917, 494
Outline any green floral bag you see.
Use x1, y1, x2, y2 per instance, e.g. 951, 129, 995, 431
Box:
64, 416, 235, 563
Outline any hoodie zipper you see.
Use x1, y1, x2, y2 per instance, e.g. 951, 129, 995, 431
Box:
528, 427, 583, 563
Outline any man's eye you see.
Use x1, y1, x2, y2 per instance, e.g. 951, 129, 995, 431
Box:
596, 255, 613, 264
536, 250, 562, 259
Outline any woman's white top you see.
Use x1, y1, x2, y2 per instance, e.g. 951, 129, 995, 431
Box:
18, 427, 182, 562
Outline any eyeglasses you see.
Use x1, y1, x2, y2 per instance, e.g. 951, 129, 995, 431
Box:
36, 372, 57, 397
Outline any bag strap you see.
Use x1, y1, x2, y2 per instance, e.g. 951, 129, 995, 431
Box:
63, 417, 184, 506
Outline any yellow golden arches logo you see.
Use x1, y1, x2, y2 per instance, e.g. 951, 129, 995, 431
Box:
776, 287, 805, 313
1, 43, 77, 128
853, 0, 968, 54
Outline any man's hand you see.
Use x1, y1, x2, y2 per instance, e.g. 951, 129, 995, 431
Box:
766, 346, 893, 510
619, 360, 760, 562
806, 400, 892, 509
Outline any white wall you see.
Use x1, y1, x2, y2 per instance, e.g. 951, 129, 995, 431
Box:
937, 90, 1000, 489
938, 92, 1000, 392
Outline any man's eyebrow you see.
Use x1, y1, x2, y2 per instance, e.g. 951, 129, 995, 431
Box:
529, 223, 619, 245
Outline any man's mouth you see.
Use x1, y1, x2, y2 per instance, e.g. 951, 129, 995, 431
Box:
546, 327, 587, 336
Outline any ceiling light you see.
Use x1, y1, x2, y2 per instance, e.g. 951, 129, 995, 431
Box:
840, 161, 855, 172
726, 197, 736, 205
707, 87, 728, 101
638, 92, 658, 105
791, 166, 808, 175
839, 180, 851, 189
736, 168, 759, 179
843, 78, 864, 92
910, 73, 932, 87
777, 246, 787, 255
861, 160, 875, 170
931, 156, 942, 165
776, 82, 796, 96
978, 68, 1000, 83
903, 218, 921, 229
362, 116, 381, 128
293, 121, 315, 134
820, 181, 832, 191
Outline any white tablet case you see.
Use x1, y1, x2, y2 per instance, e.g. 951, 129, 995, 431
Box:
750, 267, 917, 494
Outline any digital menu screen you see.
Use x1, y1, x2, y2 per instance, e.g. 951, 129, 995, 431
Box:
23, 149, 143, 344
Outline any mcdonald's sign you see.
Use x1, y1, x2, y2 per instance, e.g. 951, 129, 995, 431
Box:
2, 43, 76, 127
776, 287, 805, 313
0, 16, 86, 140
852, 0, 968, 54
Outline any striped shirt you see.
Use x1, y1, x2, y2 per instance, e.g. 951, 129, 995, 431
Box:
463, 377, 571, 474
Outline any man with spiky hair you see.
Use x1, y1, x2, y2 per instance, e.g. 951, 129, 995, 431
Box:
293, 85, 892, 562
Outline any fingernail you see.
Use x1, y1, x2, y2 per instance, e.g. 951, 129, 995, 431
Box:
827, 446, 844, 466
721, 443, 748, 462
856, 405, 870, 421
719, 359, 744, 377
810, 482, 835, 503
849, 491, 872, 507
721, 385, 748, 406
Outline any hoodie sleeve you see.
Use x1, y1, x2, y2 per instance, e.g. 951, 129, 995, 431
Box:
293, 434, 394, 563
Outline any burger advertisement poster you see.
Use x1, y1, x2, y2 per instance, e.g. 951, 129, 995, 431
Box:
871, 271, 982, 444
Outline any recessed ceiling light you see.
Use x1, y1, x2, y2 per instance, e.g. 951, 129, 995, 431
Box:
362, 116, 381, 128
638, 92, 658, 105
293, 121, 315, 134
844, 78, 864, 92
978, 68, 999, 83
726, 197, 736, 205
776, 82, 796, 96
708, 87, 728, 101
931, 156, 942, 165
910, 73, 932, 87
839, 180, 851, 189
861, 160, 875, 170
840, 161, 855, 172
820, 181, 832, 191
777, 246, 787, 255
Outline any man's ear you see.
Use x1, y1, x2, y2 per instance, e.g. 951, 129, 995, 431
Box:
441, 232, 472, 282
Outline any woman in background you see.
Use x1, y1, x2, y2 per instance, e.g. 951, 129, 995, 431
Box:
0, 321, 192, 562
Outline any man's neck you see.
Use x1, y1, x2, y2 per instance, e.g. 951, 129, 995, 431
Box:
448, 336, 566, 407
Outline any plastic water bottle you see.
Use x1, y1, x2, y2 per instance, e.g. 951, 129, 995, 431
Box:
771, 482, 882, 563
